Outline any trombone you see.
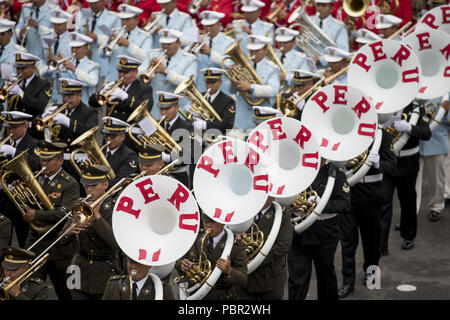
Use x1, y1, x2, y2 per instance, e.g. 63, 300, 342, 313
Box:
34, 103, 69, 132
140, 50, 167, 85
103, 26, 126, 57
0, 76, 24, 102
96, 78, 125, 106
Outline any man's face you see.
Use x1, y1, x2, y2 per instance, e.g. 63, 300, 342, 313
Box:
205, 79, 222, 94
202, 220, 224, 238
3, 265, 29, 282
89, 0, 105, 13
6, 124, 28, 141
328, 60, 345, 73
277, 39, 295, 53
17, 66, 35, 80
127, 259, 151, 282
159, 104, 178, 122
139, 160, 163, 176
244, 10, 260, 24
40, 156, 64, 176
62, 92, 82, 110
161, 40, 180, 58
160, 0, 176, 14
71, 45, 88, 60
0, 30, 12, 47
52, 22, 67, 35
118, 69, 137, 86
104, 132, 125, 150
204, 22, 221, 38
250, 47, 266, 63
84, 180, 108, 201
121, 16, 138, 32
293, 80, 315, 95
316, 3, 333, 19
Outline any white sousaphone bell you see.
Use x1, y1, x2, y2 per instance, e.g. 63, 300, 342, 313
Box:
348, 39, 422, 114
413, 4, 450, 35
112, 175, 200, 299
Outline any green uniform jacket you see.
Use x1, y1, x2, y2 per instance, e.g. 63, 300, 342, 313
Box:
9, 277, 49, 300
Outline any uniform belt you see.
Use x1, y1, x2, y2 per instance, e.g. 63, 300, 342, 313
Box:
360, 173, 383, 184
79, 251, 110, 262
318, 213, 337, 221
397, 146, 419, 158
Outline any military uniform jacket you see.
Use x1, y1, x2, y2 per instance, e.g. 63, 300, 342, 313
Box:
9, 277, 48, 300
63, 196, 120, 294
50, 102, 98, 153
164, 116, 194, 170
138, 48, 198, 118
420, 95, 450, 156
0, 40, 26, 66
203, 90, 235, 134
103, 143, 139, 187
26, 168, 80, 261
152, 8, 196, 48
6, 74, 51, 117
13, 132, 40, 172
75, 8, 121, 80
392, 102, 432, 176
232, 18, 275, 56
65, 56, 100, 105
175, 230, 248, 300
293, 163, 351, 246
102, 274, 174, 300
246, 204, 293, 293
0, 213, 12, 249
276, 48, 311, 86
351, 129, 397, 205
15, 2, 56, 60
89, 79, 153, 122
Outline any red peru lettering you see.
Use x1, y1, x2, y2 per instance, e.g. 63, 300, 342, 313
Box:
352, 53, 371, 72
245, 147, 260, 173
442, 7, 450, 24
116, 196, 141, 219
197, 155, 220, 178
440, 43, 450, 60
219, 140, 237, 164
417, 32, 432, 51
402, 67, 420, 83
302, 152, 319, 170
422, 13, 438, 29
352, 97, 371, 119
267, 118, 287, 140
247, 131, 269, 153
369, 41, 387, 62
167, 184, 189, 211
311, 91, 330, 113
293, 125, 312, 149
135, 178, 160, 204
253, 174, 269, 192
358, 123, 377, 138
333, 85, 347, 105
391, 45, 411, 67
179, 212, 199, 233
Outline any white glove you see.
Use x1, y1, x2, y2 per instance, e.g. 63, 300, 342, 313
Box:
0, 144, 16, 157
100, 81, 115, 94
9, 84, 23, 98
162, 152, 171, 163
41, 105, 58, 118
109, 87, 128, 101
74, 153, 89, 163
52, 113, 70, 128
308, 195, 320, 203
193, 118, 206, 131
393, 120, 412, 133
367, 152, 380, 169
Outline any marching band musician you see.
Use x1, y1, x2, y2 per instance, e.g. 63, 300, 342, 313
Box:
24, 141, 80, 300
175, 214, 248, 300
155, 91, 192, 188
138, 28, 197, 118
61, 32, 100, 104
39, 8, 74, 104
269, 0, 312, 28
352, 28, 382, 50
238, 196, 293, 300
274, 27, 313, 88
0, 19, 26, 68
0, 111, 40, 247
137, 143, 165, 176
89, 55, 153, 122
226, 34, 280, 131
74, 0, 121, 84
150, 0, 198, 48
102, 4, 153, 83
137, 0, 162, 27
312, 0, 349, 66
288, 160, 351, 300
380, 101, 432, 252
102, 255, 174, 300
61, 165, 121, 300
338, 123, 397, 299
322, 46, 350, 84
15, 0, 56, 60
195, 10, 235, 95
252, 105, 283, 126
374, 14, 403, 41
1, 246, 48, 300
100, 116, 139, 186
229, 0, 274, 56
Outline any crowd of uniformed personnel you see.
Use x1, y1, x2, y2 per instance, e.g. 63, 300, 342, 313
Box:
0, 0, 449, 301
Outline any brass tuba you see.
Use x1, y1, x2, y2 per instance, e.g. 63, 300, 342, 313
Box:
127, 100, 182, 154
221, 40, 266, 106
70, 126, 116, 180
0, 151, 54, 233
174, 75, 222, 123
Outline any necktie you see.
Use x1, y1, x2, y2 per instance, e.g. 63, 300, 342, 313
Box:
253, 62, 257, 70
106, 151, 112, 160
166, 56, 171, 66
207, 95, 211, 104
126, 31, 130, 40
44, 176, 50, 186
280, 53, 286, 64
209, 37, 212, 49
132, 282, 138, 300
0, 46, 3, 57
35, 6, 39, 19
75, 60, 80, 68
54, 34, 60, 55
166, 15, 170, 26
91, 13, 98, 31
319, 20, 323, 29
165, 122, 170, 132
207, 237, 214, 253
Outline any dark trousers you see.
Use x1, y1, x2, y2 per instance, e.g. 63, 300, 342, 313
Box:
380, 173, 418, 249
239, 285, 285, 300
288, 242, 338, 300
340, 204, 381, 287
0, 195, 29, 248
71, 291, 103, 300
34, 257, 73, 300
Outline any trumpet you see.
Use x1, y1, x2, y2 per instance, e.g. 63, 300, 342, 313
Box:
144, 9, 166, 33
96, 78, 125, 106
34, 103, 69, 131
188, 0, 203, 15
47, 53, 76, 73
140, 50, 167, 85
103, 26, 126, 57
266, 3, 285, 23
184, 32, 210, 55
20, 6, 35, 47
0, 133, 13, 150
0, 76, 24, 102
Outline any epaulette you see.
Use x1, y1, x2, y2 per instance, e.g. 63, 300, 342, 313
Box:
88, 60, 101, 68
266, 59, 280, 70
110, 275, 127, 280
260, 20, 274, 28
14, 44, 25, 51
60, 171, 73, 182
182, 51, 196, 59
333, 18, 346, 26
178, 11, 190, 18
30, 278, 44, 284
293, 50, 307, 59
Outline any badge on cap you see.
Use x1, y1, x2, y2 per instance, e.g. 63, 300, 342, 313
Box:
107, 118, 112, 126
15, 53, 20, 61
280, 29, 285, 35
159, 93, 164, 102
329, 48, 335, 55
120, 57, 127, 65
62, 80, 68, 88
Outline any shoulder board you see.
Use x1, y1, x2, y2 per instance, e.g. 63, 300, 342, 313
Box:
333, 18, 346, 26
222, 34, 234, 43
177, 11, 190, 18
266, 59, 279, 69
60, 171, 74, 182
260, 20, 274, 28
30, 278, 44, 284
182, 51, 196, 58
14, 44, 26, 51
23, 3, 33, 8
89, 60, 101, 68
293, 50, 306, 58
110, 275, 127, 280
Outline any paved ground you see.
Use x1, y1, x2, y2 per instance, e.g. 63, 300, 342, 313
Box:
11, 164, 450, 300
